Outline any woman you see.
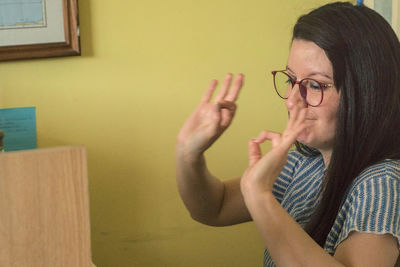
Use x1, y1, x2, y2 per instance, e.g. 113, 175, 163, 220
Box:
176, 2, 400, 266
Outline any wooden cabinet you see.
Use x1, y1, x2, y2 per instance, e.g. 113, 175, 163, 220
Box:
0, 147, 93, 267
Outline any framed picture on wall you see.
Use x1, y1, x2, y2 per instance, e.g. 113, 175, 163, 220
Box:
364, 0, 400, 38
0, 0, 80, 61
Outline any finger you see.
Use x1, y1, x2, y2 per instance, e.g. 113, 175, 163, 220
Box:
220, 109, 232, 129
284, 107, 306, 136
248, 139, 262, 166
214, 73, 233, 101
281, 124, 306, 148
289, 109, 306, 136
292, 110, 307, 138
216, 100, 237, 128
256, 130, 297, 151
254, 130, 281, 144
225, 73, 244, 102
215, 100, 237, 113
201, 79, 218, 103
286, 105, 300, 130
292, 108, 307, 130
281, 109, 307, 147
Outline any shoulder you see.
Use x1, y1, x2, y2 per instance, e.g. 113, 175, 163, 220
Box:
344, 160, 400, 210
279, 149, 324, 185
340, 160, 400, 228
273, 150, 323, 202
285, 150, 324, 179
287, 149, 323, 171
350, 160, 400, 193
277, 149, 324, 190
330, 160, 400, 253
287, 149, 306, 165
361, 159, 400, 179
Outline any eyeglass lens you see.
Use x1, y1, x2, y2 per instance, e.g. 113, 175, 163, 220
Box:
274, 71, 323, 106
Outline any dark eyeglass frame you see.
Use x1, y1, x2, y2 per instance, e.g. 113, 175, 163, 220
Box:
271, 70, 334, 107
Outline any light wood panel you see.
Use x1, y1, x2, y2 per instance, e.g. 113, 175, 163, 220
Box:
0, 146, 92, 267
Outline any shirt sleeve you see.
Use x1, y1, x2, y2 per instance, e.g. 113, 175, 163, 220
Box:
272, 150, 303, 203
333, 161, 400, 249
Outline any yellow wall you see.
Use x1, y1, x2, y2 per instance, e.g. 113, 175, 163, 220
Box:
0, 0, 352, 266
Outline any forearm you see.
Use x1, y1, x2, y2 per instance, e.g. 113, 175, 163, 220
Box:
245, 191, 345, 267
176, 146, 225, 225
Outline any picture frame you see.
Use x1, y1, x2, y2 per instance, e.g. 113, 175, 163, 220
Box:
0, 0, 80, 61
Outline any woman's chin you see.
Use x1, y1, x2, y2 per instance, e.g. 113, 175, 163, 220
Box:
296, 131, 310, 145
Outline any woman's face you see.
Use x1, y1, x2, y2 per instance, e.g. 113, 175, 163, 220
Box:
286, 39, 340, 153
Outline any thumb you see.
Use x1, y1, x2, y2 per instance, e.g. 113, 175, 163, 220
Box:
248, 139, 262, 166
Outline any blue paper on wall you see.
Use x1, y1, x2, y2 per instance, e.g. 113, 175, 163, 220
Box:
0, 107, 37, 151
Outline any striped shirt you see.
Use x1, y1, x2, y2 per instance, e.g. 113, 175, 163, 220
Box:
264, 150, 400, 267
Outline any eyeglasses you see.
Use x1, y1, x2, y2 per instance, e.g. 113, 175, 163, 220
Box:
271, 70, 334, 107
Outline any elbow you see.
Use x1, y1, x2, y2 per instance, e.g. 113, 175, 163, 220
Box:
189, 212, 222, 227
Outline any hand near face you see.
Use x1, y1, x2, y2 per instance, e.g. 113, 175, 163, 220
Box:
177, 73, 244, 158
241, 106, 307, 196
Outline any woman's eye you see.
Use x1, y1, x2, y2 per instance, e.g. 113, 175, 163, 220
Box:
288, 76, 296, 84
309, 80, 322, 90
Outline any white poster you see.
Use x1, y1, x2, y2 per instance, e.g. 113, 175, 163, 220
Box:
0, 0, 65, 47
364, 0, 400, 38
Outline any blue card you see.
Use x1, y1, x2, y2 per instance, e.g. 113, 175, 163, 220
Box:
0, 107, 37, 151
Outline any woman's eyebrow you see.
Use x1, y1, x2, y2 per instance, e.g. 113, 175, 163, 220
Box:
308, 71, 333, 80
286, 66, 296, 77
286, 66, 333, 80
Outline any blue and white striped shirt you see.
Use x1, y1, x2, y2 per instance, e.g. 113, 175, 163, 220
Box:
264, 150, 400, 266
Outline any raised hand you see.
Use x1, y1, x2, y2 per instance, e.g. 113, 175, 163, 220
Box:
241, 106, 307, 196
177, 73, 244, 158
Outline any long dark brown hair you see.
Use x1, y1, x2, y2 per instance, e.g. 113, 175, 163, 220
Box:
293, 2, 400, 247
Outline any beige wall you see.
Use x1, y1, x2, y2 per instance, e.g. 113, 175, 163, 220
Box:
0, 0, 351, 266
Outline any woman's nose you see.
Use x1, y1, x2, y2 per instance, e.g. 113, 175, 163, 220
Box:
285, 84, 307, 110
